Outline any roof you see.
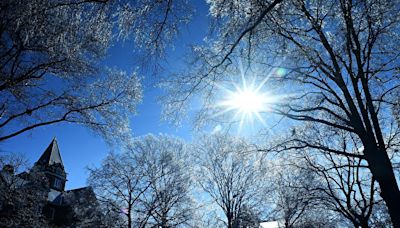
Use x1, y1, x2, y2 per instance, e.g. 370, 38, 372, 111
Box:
64, 187, 97, 203
65, 187, 92, 193
36, 138, 64, 168
260, 221, 283, 228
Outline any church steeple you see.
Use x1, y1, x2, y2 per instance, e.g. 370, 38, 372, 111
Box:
36, 137, 64, 168
33, 138, 67, 191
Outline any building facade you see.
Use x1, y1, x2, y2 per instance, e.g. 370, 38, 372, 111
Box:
0, 138, 104, 227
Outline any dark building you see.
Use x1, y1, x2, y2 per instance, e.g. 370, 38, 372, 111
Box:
0, 138, 104, 227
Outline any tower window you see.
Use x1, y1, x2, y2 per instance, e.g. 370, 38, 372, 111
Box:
53, 178, 62, 189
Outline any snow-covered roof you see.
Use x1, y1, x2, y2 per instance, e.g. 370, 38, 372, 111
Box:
260, 221, 283, 228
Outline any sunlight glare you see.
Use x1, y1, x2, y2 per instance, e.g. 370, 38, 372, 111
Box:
229, 88, 264, 114
217, 74, 279, 132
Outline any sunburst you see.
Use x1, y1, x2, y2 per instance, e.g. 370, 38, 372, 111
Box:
216, 70, 282, 132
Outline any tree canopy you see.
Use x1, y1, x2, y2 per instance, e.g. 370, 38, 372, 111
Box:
162, 0, 400, 225
0, 0, 191, 143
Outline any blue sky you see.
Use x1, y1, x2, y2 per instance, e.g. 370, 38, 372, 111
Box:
0, 1, 210, 190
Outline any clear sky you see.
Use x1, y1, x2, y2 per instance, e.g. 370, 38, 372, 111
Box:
0, 1, 210, 190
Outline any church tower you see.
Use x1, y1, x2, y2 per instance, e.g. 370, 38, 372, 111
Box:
33, 138, 67, 191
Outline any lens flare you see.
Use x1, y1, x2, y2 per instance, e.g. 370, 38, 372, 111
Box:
275, 68, 286, 77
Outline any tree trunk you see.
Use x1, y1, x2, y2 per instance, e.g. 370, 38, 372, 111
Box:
161, 215, 168, 228
227, 211, 233, 228
364, 145, 400, 228
128, 215, 132, 228
359, 219, 369, 228
127, 205, 132, 228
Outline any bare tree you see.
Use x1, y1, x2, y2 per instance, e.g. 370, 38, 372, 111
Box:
88, 152, 151, 228
308, 156, 383, 227
128, 134, 194, 228
163, 0, 400, 225
296, 130, 389, 227
265, 157, 334, 228
0, 0, 191, 143
88, 134, 194, 228
194, 134, 266, 228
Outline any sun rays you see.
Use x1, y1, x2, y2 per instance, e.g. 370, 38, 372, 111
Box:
214, 67, 285, 132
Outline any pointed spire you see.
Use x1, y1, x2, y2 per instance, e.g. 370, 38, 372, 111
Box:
36, 137, 64, 168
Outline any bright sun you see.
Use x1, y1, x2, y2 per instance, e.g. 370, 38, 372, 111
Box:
217, 74, 278, 130
230, 89, 264, 114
